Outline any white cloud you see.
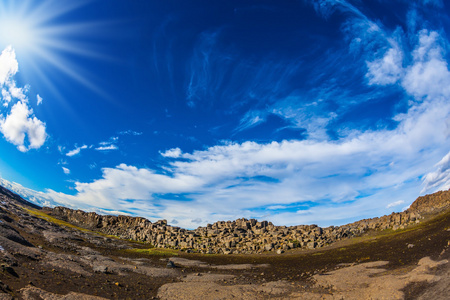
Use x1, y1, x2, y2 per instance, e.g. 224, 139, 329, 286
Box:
235, 110, 267, 132
270, 99, 337, 140
66, 145, 88, 157
0, 101, 47, 152
267, 205, 287, 210
95, 136, 119, 151
36, 94, 43, 105
402, 30, 450, 100
0, 46, 18, 86
386, 200, 405, 209
119, 130, 142, 136
0, 47, 27, 107
161, 147, 182, 158
422, 151, 450, 193
366, 42, 403, 85
0, 46, 47, 151
62, 167, 70, 175
2, 80, 27, 106
95, 145, 118, 151
99, 137, 118, 146
57, 145, 65, 153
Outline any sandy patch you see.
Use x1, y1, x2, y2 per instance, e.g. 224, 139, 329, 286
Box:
294, 256, 448, 300
20, 286, 107, 300
168, 257, 269, 270
158, 277, 294, 300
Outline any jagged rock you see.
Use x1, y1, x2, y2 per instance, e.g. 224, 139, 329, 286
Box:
46, 189, 450, 255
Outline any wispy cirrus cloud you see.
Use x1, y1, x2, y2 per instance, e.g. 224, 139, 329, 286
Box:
118, 130, 142, 136
95, 144, 118, 151
95, 136, 119, 151
386, 200, 405, 209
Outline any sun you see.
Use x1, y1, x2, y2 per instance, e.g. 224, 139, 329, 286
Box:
0, 0, 105, 95
0, 17, 34, 52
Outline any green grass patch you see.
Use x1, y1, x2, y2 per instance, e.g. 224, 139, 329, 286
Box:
22, 207, 92, 233
126, 247, 179, 257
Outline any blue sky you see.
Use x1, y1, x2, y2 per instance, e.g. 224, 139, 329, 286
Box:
1, 0, 450, 229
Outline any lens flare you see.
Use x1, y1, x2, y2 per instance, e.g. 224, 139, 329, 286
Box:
0, 0, 107, 96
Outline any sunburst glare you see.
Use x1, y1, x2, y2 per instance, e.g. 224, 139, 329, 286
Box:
0, 0, 106, 96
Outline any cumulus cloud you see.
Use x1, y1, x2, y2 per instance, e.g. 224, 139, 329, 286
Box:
402, 30, 450, 99
0, 47, 27, 107
66, 145, 88, 157
161, 147, 182, 158
0, 46, 47, 151
0, 101, 47, 152
62, 167, 70, 175
0, 46, 18, 86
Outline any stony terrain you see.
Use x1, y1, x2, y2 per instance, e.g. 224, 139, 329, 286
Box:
0, 184, 449, 299
49, 193, 444, 255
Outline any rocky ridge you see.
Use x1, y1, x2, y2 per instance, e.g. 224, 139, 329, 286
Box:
48, 189, 450, 255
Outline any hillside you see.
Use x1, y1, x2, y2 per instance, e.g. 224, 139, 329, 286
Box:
0, 185, 449, 299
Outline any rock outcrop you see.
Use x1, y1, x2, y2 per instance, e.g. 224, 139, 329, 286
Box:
408, 189, 450, 214
48, 189, 450, 254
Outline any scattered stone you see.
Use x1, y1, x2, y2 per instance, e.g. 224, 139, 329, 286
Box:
166, 261, 175, 268
407, 244, 415, 249
93, 265, 109, 273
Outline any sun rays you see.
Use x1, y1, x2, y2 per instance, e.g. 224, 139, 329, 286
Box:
0, 0, 106, 98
